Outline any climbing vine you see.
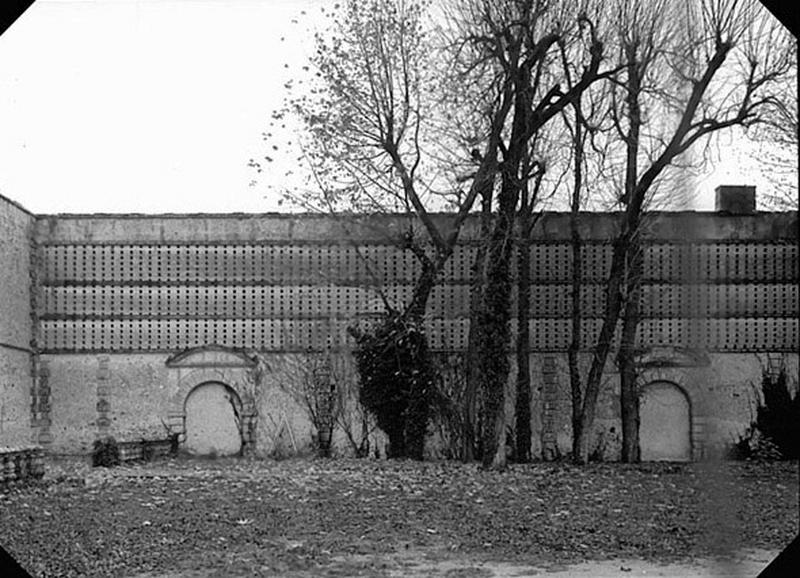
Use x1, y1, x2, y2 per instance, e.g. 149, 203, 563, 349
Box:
351, 312, 437, 460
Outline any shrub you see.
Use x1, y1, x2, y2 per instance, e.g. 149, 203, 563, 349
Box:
726, 430, 752, 460
351, 312, 436, 460
427, 352, 471, 461
727, 427, 784, 461
728, 369, 799, 461
92, 437, 121, 468
755, 369, 799, 459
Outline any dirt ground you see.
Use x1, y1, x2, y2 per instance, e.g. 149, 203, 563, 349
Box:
129, 547, 779, 577
1, 457, 795, 577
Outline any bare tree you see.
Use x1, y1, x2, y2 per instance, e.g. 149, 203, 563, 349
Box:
332, 359, 381, 458
265, 0, 513, 322
258, 0, 521, 461
278, 352, 340, 457
563, 84, 609, 464
745, 37, 797, 210
456, 0, 614, 469
571, 0, 795, 464
512, 123, 576, 462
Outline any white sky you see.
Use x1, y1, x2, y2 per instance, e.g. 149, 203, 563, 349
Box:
0, 0, 786, 214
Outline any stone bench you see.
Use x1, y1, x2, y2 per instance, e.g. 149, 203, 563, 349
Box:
0, 447, 46, 484
116, 438, 177, 464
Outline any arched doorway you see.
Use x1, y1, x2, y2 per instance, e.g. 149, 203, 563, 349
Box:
640, 381, 692, 462
184, 382, 243, 456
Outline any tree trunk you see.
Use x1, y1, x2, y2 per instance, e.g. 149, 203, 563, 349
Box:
478, 214, 513, 469
617, 46, 643, 464
568, 215, 583, 461
477, 59, 532, 470
515, 220, 532, 463
405, 375, 429, 461
463, 190, 494, 463
477, 168, 523, 469
568, 111, 584, 462
405, 255, 441, 322
463, 244, 485, 462
476, 49, 537, 470
617, 243, 643, 463
477, 166, 522, 469
385, 420, 406, 459
401, 255, 441, 460
573, 233, 629, 464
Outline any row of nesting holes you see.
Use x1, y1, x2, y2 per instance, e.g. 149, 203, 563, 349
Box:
41, 283, 798, 319
526, 319, 798, 350
40, 317, 798, 351
42, 319, 345, 350
42, 243, 797, 284
40, 319, 472, 351
42, 286, 402, 317
43, 245, 421, 284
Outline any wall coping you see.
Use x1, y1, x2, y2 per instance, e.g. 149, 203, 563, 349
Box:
0, 192, 34, 217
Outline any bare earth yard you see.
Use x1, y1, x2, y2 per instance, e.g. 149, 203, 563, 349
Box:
0, 457, 796, 577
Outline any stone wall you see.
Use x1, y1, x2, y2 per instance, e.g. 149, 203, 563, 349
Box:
0, 195, 34, 448
40, 349, 389, 458
533, 351, 799, 460
0, 206, 796, 458
34, 346, 800, 460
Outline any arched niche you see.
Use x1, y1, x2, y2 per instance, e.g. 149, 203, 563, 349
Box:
184, 381, 243, 456
640, 381, 692, 462
164, 345, 259, 454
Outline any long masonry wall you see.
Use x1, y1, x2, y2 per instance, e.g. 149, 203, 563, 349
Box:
26, 211, 798, 457
1, 208, 797, 457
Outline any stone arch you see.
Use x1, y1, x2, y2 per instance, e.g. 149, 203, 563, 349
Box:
637, 362, 708, 461
165, 368, 257, 453
183, 381, 243, 456
169, 368, 252, 415
639, 380, 693, 462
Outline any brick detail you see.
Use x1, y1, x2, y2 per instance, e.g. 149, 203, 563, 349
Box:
96, 356, 111, 438
32, 359, 53, 445
540, 355, 560, 460
29, 222, 45, 445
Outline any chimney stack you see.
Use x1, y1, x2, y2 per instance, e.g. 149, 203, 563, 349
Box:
715, 185, 756, 214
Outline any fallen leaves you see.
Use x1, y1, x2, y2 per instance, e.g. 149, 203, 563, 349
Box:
0, 458, 796, 577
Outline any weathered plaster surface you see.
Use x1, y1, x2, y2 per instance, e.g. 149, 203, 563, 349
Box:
0, 196, 34, 447
0, 196, 32, 348
0, 349, 32, 447
530, 351, 799, 461
36, 348, 800, 458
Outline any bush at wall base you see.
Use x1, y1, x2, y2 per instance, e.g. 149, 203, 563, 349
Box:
92, 437, 121, 467
727, 368, 799, 460
352, 313, 436, 461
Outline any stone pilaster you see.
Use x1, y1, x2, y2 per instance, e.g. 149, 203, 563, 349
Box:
540, 355, 560, 460
96, 356, 111, 438
32, 359, 53, 445
691, 416, 710, 460
28, 222, 47, 446
165, 410, 185, 442
240, 411, 258, 455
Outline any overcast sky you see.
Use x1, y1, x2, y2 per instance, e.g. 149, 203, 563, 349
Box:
0, 0, 781, 214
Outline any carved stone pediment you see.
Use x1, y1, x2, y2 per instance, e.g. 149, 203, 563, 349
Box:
165, 345, 256, 369
635, 346, 710, 368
